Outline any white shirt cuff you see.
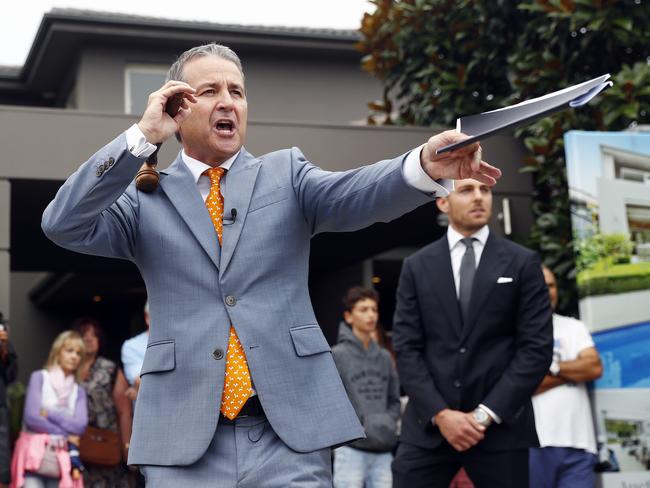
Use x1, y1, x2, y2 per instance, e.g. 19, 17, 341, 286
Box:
126, 124, 158, 158
403, 144, 454, 196
479, 404, 502, 424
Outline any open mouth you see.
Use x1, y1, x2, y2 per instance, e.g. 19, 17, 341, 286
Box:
214, 119, 235, 135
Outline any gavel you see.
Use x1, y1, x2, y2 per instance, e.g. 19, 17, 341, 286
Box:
135, 93, 185, 193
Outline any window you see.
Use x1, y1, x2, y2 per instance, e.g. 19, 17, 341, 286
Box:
620, 167, 650, 184
125, 65, 168, 114
627, 204, 650, 246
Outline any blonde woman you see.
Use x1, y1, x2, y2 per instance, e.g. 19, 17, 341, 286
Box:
11, 331, 88, 488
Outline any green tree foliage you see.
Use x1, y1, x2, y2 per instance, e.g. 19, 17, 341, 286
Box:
358, 0, 650, 314
575, 233, 634, 273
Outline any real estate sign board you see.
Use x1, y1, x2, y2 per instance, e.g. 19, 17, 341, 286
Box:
565, 130, 650, 487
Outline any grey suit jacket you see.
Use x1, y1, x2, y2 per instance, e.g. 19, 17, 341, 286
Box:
42, 133, 432, 465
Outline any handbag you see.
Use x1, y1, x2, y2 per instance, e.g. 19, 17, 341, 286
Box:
79, 426, 122, 467
33, 441, 61, 479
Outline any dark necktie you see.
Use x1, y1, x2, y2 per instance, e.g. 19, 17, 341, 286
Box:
459, 237, 476, 325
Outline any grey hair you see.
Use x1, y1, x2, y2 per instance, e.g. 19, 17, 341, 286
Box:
166, 43, 245, 83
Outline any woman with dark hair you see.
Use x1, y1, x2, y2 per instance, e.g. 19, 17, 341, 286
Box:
74, 318, 131, 488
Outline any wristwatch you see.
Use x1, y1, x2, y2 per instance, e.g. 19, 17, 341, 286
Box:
472, 407, 492, 427
549, 359, 561, 376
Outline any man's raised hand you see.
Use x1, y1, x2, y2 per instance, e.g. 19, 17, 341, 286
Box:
420, 130, 502, 186
137, 81, 197, 145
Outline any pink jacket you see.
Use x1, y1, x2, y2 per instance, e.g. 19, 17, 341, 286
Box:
10, 432, 83, 488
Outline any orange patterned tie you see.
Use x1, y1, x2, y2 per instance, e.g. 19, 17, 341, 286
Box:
204, 167, 253, 420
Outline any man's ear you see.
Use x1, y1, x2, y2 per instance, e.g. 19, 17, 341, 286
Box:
436, 197, 449, 214
343, 311, 352, 326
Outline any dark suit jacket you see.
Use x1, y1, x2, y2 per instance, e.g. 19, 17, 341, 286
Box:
392, 231, 553, 451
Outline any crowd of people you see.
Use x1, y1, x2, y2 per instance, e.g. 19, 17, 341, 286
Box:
330, 267, 603, 488
0, 259, 605, 488
0, 309, 150, 488
327, 178, 604, 488
0, 183, 606, 488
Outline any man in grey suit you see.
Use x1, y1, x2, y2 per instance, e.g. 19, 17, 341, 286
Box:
42, 43, 501, 487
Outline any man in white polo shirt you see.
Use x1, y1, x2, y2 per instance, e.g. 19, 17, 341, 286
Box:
530, 266, 604, 488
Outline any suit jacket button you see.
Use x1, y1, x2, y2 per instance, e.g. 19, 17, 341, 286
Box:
96, 168, 103, 177
213, 348, 224, 360
459, 347, 467, 354
225, 295, 236, 306
454, 380, 461, 388
108, 157, 115, 166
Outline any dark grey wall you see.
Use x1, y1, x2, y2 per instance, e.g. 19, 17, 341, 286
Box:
10, 272, 67, 383
243, 52, 382, 124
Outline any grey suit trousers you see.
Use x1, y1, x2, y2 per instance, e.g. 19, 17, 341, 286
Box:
140, 414, 332, 487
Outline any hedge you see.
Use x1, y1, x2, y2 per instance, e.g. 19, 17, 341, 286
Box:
578, 263, 650, 298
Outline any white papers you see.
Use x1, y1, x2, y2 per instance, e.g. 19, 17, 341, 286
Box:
437, 74, 612, 154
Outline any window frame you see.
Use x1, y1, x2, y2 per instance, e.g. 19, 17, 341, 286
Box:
124, 64, 169, 114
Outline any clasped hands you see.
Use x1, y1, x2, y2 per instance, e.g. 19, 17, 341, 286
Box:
434, 408, 487, 452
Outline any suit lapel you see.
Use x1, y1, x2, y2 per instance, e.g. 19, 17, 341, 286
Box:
461, 233, 512, 339
220, 149, 261, 275
425, 237, 463, 338
159, 155, 221, 270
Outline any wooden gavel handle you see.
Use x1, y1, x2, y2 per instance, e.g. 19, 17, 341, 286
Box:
134, 93, 185, 193
135, 143, 161, 193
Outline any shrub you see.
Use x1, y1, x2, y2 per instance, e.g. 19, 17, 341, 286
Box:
577, 262, 650, 297
575, 233, 634, 273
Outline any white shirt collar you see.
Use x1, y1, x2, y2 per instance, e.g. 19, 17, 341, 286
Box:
181, 150, 240, 184
447, 224, 490, 251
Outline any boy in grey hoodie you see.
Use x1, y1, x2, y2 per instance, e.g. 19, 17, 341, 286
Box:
332, 287, 401, 488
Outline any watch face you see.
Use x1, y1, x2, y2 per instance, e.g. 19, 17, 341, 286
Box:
473, 409, 489, 424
